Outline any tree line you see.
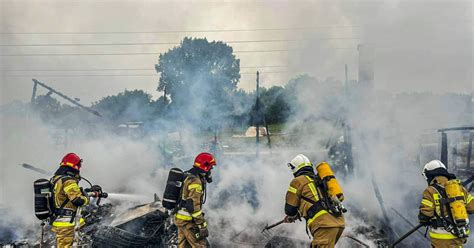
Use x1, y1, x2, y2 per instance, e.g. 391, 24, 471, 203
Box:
30, 37, 345, 132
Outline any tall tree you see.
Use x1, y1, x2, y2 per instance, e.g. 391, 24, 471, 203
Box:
260, 86, 291, 124
92, 90, 154, 123
32, 95, 62, 121
155, 37, 240, 129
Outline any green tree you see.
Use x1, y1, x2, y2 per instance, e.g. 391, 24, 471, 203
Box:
260, 86, 291, 124
155, 37, 240, 129
32, 94, 62, 121
92, 90, 155, 122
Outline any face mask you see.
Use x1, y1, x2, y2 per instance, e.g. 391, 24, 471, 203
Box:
205, 171, 213, 183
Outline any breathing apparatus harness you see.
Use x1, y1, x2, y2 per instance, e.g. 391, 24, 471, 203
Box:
50, 173, 103, 223
174, 169, 209, 216
293, 172, 344, 239
300, 175, 345, 219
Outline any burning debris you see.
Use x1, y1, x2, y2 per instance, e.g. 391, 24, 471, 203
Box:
1, 1, 472, 247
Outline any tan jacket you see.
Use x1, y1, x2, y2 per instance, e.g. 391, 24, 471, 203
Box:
419, 176, 474, 240
285, 174, 344, 231
51, 175, 89, 227
175, 174, 206, 226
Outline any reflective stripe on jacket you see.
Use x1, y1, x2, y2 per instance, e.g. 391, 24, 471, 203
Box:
175, 174, 206, 225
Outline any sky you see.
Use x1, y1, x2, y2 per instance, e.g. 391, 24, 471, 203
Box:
1, 0, 472, 105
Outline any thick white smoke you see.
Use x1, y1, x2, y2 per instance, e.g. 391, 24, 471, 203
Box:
1, 1, 472, 247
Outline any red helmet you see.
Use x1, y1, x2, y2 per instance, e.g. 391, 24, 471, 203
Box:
60, 153, 83, 171
193, 152, 216, 172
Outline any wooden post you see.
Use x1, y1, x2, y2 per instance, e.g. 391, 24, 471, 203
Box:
256, 71, 260, 157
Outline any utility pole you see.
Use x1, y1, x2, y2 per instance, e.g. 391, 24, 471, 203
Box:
256, 71, 260, 157
31, 80, 38, 103
31, 79, 102, 117
344, 64, 348, 92
344, 64, 354, 175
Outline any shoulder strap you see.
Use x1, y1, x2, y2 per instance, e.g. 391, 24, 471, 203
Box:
51, 175, 71, 211
431, 184, 455, 226
300, 177, 325, 209
300, 194, 318, 205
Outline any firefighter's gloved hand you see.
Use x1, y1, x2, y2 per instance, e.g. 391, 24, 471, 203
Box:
284, 215, 297, 223
195, 222, 209, 240
88, 185, 102, 198
90, 185, 102, 193
80, 187, 89, 196
418, 213, 432, 226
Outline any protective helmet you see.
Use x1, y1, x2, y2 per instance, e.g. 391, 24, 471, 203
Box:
194, 152, 216, 173
287, 154, 312, 174
422, 160, 446, 181
60, 153, 83, 171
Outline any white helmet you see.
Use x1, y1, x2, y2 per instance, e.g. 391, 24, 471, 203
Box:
288, 154, 312, 174
422, 160, 446, 180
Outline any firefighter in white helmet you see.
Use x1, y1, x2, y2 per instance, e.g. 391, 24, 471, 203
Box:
284, 154, 345, 248
419, 160, 474, 247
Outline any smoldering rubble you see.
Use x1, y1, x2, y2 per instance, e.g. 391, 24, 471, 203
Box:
1, 1, 472, 247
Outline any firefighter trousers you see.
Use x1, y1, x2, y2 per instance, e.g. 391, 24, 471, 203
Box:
51, 226, 75, 248
431, 238, 466, 248
177, 221, 209, 248
311, 227, 344, 248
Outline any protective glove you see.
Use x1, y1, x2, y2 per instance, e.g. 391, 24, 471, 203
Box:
194, 222, 209, 240
80, 187, 89, 197
90, 185, 102, 193
88, 185, 102, 198
284, 215, 297, 223
418, 212, 432, 226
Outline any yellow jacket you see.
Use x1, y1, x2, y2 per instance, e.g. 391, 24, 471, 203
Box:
51, 174, 89, 227
175, 173, 206, 226
285, 174, 344, 231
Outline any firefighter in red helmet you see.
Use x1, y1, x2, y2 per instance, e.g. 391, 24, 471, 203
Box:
50, 153, 101, 248
175, 152, 216, 248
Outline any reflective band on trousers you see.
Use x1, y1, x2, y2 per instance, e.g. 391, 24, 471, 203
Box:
467, 194, 474, 204
429, 229, 470, 240
52, 218, 84, 227
191, 210, 202, 218
176, 210, 192, 221
307, 210, 328, 226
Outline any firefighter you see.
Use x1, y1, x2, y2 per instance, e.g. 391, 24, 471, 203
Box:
50, 153, 101, 248
328, 136, 350, 177
284, 154, 345, 248
419, 160, 474, 247
175, 152, 216, 248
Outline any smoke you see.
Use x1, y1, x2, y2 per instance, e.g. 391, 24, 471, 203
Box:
275, 72, 472, 245
0, 109, 158, 240
1, 0, 473, 247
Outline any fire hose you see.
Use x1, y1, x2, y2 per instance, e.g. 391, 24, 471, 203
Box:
262, 218, 371, 247
389, 223, 425, 248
